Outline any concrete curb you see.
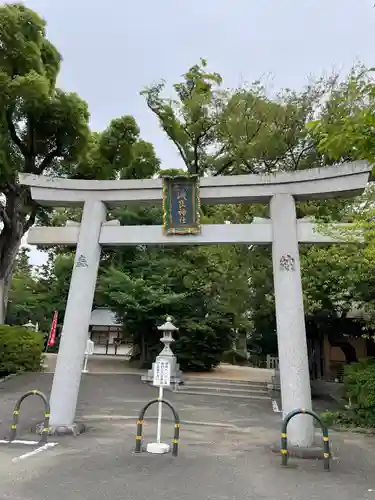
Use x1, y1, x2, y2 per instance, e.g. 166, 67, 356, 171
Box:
270, 441, 325, 460
0, 372, 19, 384
43, 370, 146, 375
79, 414, 239, 429
328, 425, 375, 435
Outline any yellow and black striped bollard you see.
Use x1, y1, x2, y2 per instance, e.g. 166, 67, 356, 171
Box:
135, 398, 180, 457
280, 408, 331, 471
9, 390, 50, 444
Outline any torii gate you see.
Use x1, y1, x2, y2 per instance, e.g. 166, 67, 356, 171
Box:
20, 161, 371, 448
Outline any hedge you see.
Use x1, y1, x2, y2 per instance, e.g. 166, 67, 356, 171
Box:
321, 358, 375, 429
343, 358, 375, 426
0, 325, 44, 378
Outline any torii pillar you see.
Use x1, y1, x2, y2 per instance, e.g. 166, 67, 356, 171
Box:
50, 199, 106, 433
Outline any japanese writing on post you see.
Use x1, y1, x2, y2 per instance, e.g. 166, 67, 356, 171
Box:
153, 359, 171, 387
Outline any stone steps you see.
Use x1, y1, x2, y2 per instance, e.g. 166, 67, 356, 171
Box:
175, 390, 270, 400
174, 377, 270, 400
185, 377, 267, 387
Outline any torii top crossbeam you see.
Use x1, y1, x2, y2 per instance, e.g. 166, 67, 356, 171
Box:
19, 161, 371, 207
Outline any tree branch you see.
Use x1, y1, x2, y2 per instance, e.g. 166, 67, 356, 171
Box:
291, 143, 315, 170
24, 204, 39, 232
6, 109, 27, 156
37, 145, 63, 174
213, 157, 236, 176
146, 102, 191, 170
27, 113, 37, 157
3, 180, 17, 195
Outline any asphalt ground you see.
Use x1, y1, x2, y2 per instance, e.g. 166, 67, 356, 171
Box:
0, 373, 374, 500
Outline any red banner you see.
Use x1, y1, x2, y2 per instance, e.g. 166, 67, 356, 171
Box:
47, 311, 58, 347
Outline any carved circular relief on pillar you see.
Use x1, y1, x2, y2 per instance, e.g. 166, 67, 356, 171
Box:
279, 253, 295, 272
76, 254, 88, 268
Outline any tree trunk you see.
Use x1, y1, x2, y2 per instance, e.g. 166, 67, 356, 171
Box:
140, 334, 146, 367
0, 279, 6, 324
0, 239, 22, 324
0, 186, 32, 324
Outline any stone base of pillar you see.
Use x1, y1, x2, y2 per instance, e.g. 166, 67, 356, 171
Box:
270, 440, 326, 460
36, 422, 86, 436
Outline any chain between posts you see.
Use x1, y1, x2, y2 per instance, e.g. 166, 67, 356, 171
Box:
9, 390, 50, 444
281, 408, 331, 471
135, 398, 180, 456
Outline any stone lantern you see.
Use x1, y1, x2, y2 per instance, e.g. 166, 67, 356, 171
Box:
23, 319, 36, 330
142, 316, 183, 387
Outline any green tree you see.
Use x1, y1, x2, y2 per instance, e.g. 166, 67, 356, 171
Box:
62, 116, 160, 180
0, 4, 161, 323
214, 83, 326, 175
304, 63, 375, 323
301, 244, 368, 317
6, 248, 41, 325
97, 235, 252, 371
36, 252, 75, 329
142, 59, 335, 177
141, 59, 223, 175
142, 61, 372, 363
307, 66, 375, 166
0, 4, 89, 322
6, 248, 73, 332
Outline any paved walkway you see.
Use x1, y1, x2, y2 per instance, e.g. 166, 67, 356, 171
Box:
2, 424, 375, 500
0, 373, 277, 439
44, 353, 274, 382
0, 372, 374, 499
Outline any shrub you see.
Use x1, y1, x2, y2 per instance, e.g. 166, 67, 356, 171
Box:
320, 410, 357, 428
0, 325, 44, 377
174, 321, 232, 372
319, 359, 375, 429
342, 358, 375, 427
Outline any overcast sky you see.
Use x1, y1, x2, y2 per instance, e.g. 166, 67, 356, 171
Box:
22, 0, 375, 265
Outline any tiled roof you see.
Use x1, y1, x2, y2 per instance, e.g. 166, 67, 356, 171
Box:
89, 308, 122, 326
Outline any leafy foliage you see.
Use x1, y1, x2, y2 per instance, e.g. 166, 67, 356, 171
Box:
0, 3, 88, 322
221, 349, 248, 366
142, 59, 337, 177
141, 59, 223, 175
0, 3, 160, 323
97, 239, 251, 371
0, 324, 44, 377
321, 360, 375, 428
6, 248, 41, 326
307, 66, 375, 166
6, 50, 375, 374
6, 249, 73, 332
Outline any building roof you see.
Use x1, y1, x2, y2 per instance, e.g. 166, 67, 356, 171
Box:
89, 308, 121, 327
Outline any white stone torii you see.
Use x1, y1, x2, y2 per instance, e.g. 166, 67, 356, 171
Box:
19, 161, 371, 448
